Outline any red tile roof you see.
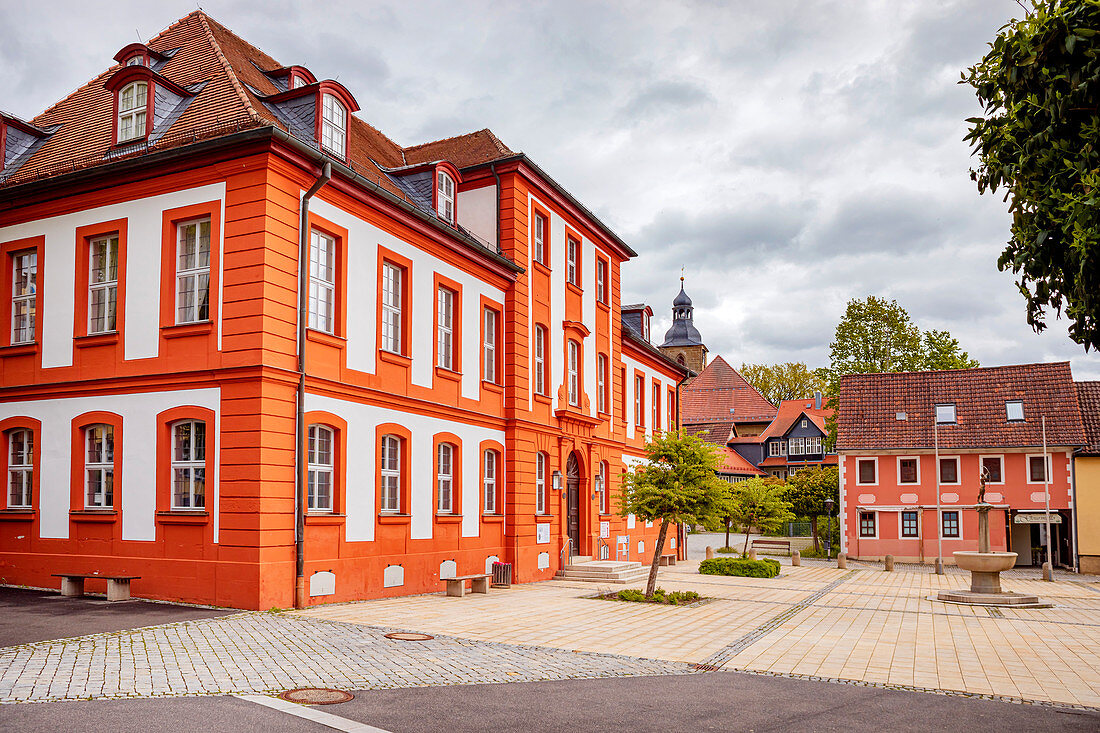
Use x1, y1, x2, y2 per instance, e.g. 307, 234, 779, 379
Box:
758, 455, 839, 468
760, 398, 833, 440
1077, 381, 1100, 455
717, 448, 767, 476
684, 422, 735, 446
837, 362, 1086, 451
681, 356, 777, 424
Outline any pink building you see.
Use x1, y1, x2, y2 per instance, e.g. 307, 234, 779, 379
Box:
837, 363, 1086, 568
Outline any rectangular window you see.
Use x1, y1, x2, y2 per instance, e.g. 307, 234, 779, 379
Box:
901, 510, 919, 538
568, 340, 579, 406
597, 354, 607, 413
769, 441, 781, 457
11, 250, 37, 344
942, 511, 960, 538
935, 403, 956, 424
85, 425, 114, 508
652, 382, 660, 431
596, 259, 607, 303
857, 458, 876, 485
320, 94, 346, 158
982, 456, 1003, 483
535, 452, 546, 514
668, 390, 675, 429
859, 511, 876, 538
534, 324, 546, 395
899, 458, 918, 484
533, 212, 546, 264
171, 420, 206, 509
437, 287, 454, 370
308, 230, 335, 333
634, 375, 644, 427
483, 307, 498, 384
88, 235, 119, 334
7, 429, 33, 508
307, 425, 333, 512
175, 219, 211, 324
380, 435, 400, 513
436, 443, 453, 513
598, 462, 608, 514
779, 440, 787, 456
436, 171, 455, 224
567, 236, 579, 285
939, 457, 959, 484
483, 450, 497, 514
1006, 400, 1024, 422
381, 262, 402, 353
1029, 455, 1049, 483
789, 437, 804, 455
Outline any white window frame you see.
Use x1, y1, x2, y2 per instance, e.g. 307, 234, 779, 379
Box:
308, 229, 335, 333
858, 511, 877, 539
84, 424, 114, 509
117, 81, 147, 142
651, 383, 660, 432
596, 259, 606, 303
900, 510, 920, 539
535, 451, 547, 515
598, 461, 608, 514
320, 93, 346, 158
483, 307, 498, 384
307, 424, 334, 512
175, 218, 212, 324
534, 324, 546, 395
381, 262, 402, 354
380, 435, 401, 513
171, 419, 206, 510
1026, 453, 1051, 484
597, 353, 607, 413
567, 236, 578, 285
667, 390, 675, 429
1005, 400, 1024, 422
855, 457, 877, 486
938, 456, 961, 486
437, 287, 454, 370
568, 340, 579, 406
769, 441, 782, 457
935, 403, 956, 424
789, 437, 804, 456
483, 449, 498, 514
980, 454, 1004, 485
436, 443, 454, 514
7, 428, 33, 508
88, 235, 119, 334
941, 510, 962, 539
436, 171, 455, 224
634, 375, 644, 426
801, 419, 808, 428
11, 249, 36, 344
532, 211, 546, 264
897, 456, 920, 485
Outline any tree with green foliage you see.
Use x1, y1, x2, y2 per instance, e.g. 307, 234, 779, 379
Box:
963, 0, 1100, 351
783, 467, 839, 552
922, 330, 980, 371
729, 478, 795, 556
619, 431, 729, 598
739, 362, 828, 406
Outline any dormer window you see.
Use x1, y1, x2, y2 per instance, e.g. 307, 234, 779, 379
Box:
118, 81, 148, 142
125, 55, 146, 67
292, 75, 307, 90
437, 171, 455, 223
320, 93, 346, 158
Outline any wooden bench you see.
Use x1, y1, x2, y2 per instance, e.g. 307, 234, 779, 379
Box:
445, 573, 492, 597
52, 574, 140, 601
750, 539, 792, 556
658, 553, 677, 566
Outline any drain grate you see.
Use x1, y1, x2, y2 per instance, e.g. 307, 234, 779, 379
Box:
278, 688, 354, 705
384, 632, 435, 641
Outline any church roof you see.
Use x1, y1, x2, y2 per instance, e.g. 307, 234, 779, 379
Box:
661, 281, 703, 347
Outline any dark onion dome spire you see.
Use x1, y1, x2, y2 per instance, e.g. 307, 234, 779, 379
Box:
661, 276, 704, 347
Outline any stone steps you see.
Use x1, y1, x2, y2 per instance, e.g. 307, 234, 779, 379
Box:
556, 559, 651, 584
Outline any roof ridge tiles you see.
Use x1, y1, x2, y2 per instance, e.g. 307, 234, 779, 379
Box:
405, 127, 494, 151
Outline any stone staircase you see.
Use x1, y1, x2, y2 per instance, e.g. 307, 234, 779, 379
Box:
555, 556, 651, 584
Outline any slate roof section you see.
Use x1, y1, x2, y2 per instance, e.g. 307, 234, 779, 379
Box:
717, 447, 767, 476
1077, 381, 1100, 455
681, 356, 777, 424
760, 398, 832, 440
836, 362, 1087, 452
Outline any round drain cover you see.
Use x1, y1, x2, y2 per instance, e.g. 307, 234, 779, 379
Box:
278, 688, 354, 705
384, 632, 434, 641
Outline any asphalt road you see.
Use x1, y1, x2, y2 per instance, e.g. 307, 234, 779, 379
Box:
5, 672, 1097, 732
0, 585, 232, 647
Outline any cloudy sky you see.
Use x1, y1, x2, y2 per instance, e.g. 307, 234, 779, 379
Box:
3, 0, 1097, 378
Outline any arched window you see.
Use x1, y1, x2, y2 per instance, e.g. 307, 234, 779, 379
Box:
483, 449, 498, 514
85, 424, 114, 508
118, 81, 147, 142
307, 424, 334, 512
437, 443, 454, 513
321, 94, 346, 157
437, 171, 455, 223
7, 428, 33, 508
171, 420, 206, 509
535, 451, 548, 515
380, 435, 401, 512
568, 340, 580, 406
676, 354, 686, 366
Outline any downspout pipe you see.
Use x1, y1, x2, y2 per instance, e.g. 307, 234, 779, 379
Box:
295, 162, 332, 609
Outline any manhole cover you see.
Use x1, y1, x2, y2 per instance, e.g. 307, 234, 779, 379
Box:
278, 688, 354, 705
384, 632, 435, 641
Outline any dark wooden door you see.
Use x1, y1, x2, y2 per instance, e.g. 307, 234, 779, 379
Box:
566, 453, 580, 556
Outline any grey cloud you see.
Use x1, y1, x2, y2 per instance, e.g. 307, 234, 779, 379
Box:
617, 80, 715, 122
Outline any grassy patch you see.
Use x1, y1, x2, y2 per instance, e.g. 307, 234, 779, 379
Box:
599, 588, 705, 606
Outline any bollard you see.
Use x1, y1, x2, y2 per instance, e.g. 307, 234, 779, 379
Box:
791, 550, 800, 566
705, 546, 714, 560
934, 557, 945, 575
884, 555, 894, 572
1042, 561, 1053, 581
837, 553, 847, 569
747, 549, 757, 560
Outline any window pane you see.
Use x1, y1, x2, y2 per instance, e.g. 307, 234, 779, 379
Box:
982, 457, 1001, 483
1030, 456, 1047, 482
899, 459, 917, 483
858, 460, 875, 483
939, 459, 957, 484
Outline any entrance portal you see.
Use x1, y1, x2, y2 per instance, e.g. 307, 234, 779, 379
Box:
566, 453, 581, 556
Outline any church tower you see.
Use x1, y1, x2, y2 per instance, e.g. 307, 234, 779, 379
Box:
659, 277, 708, 373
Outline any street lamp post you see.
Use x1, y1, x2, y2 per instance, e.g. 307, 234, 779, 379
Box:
823, 498, 835, 559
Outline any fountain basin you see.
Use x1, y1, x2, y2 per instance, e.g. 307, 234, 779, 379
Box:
953, 551, 1017, 573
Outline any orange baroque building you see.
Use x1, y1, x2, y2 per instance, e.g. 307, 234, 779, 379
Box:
0, 12, 689, 609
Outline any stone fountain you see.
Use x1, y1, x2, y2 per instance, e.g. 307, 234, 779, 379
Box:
936, 471, 1047, 607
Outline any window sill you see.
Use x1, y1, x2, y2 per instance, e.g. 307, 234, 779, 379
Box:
161, 321, 213, 339
566, 282, 583, 296
534, 515, 553, 523
482, 380, 504, 394
378, 350, 412, 367
0, 342, 37, 357
435, 366, 462, 382
156, 510, 209, 524
377, 513, 412, 525
0, 508, 35, 522
305, 513, 346, 525
70, 510, 118, 523
532, 260, 551, 276
533, 393, 552, 405
596, 300, 610, 313
307, 329, 346, 349
435, 513, 463, 524
481, 513, 505, 523
74, 332, 119, 348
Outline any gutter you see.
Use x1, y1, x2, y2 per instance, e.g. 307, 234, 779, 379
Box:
295, 162, 331, 609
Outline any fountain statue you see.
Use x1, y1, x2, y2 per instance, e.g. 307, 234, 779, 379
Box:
937, 469, 1047, 607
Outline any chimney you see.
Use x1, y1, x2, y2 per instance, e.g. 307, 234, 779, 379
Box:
814, 391, 822, 410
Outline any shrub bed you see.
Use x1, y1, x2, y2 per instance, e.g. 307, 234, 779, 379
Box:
600, 588, 704, 606
699, 557, 781, 578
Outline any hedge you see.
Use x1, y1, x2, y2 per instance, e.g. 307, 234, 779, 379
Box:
699, 557, 780, 578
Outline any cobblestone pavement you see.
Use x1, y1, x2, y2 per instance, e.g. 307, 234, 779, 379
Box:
0, 612, 692, 705
299, 562, 1100, 709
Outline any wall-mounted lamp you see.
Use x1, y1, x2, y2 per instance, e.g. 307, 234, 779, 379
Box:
552, 470, 563, 491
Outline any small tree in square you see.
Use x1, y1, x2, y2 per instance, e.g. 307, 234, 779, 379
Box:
783, 467, 839, 552
730, 478, 796, 556
619, 431, 728, 598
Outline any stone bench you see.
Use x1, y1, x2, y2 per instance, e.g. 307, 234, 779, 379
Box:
445, 573, 492, 597
658, 553, 677, 566
750, 539, 792, 556
52, 573, 140, 601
